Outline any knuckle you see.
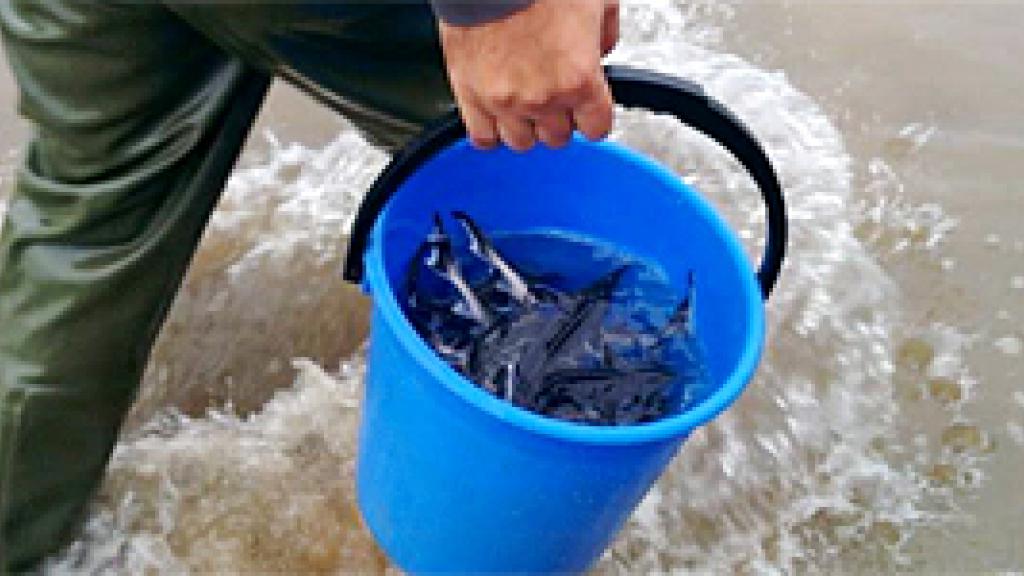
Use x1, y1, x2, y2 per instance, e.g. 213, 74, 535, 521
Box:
486, 87, 516, 108
557, 67, 593, 99
520, 92, 552, 112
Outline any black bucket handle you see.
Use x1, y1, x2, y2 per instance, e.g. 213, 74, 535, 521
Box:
343, 64, 787, 300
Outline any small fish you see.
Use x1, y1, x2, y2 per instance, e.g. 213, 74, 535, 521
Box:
452, 211, 535, 306
468, 300, 562, 402
425, 213, 491, 325
404, 217, 456, 311
544, 266, 630, 358
402, 210, 702, 425
483, 266, 632, 401
541, 366, 674, 424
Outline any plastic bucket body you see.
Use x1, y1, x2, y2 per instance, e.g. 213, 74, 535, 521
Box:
356, 136, 766, 573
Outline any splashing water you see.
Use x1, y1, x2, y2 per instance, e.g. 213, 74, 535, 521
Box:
126, 131, 387, 427
16, 1, 986, 573
43, 360, 384, 574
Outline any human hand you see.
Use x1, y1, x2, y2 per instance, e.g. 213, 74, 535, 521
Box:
438, 0, 620, 151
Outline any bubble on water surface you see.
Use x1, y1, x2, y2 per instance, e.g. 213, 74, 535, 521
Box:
993, 336, 1022, 356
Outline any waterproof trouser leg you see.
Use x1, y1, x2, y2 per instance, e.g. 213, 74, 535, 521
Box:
0, 1, 451, 571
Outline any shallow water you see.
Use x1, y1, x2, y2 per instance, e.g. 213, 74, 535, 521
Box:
1, 1, 1022, 573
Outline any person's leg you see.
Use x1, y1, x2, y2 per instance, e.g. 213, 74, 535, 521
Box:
166, 2, 455, 151
0, 1, 270, 570
0, 1, 454, 570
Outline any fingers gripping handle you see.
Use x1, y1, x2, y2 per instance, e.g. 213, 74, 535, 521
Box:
343, 65, 787, 300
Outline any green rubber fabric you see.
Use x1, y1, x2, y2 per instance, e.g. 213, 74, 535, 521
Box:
0, 1, 452, 571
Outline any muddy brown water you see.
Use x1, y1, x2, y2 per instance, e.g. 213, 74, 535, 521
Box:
1, 2, 1022, 573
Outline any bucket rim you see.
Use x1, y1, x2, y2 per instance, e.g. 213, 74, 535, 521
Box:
365, 139, 766, 447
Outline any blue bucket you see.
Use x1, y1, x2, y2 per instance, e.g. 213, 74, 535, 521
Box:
343, 66, 787, 574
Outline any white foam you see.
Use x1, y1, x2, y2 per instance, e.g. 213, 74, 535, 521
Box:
855, 192, 959, 257
994, 336, 1022, 356
896, 123, 938, 153
213, 129, 388, 279
1007, 423, 1024, 446
599, 3, 958, 571
40, 2, 981, 573
43, 360, 375, 574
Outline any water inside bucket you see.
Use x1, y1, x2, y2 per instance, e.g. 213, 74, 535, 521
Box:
401, 218, 712, 425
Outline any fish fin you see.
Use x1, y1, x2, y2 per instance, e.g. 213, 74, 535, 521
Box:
584, 265, 632, 299
665, 270, 696, 336
545, 266, 630, 355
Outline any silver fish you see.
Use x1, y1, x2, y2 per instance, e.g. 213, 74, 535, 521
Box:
452, 211, 536, 305
425, 213, 491, 325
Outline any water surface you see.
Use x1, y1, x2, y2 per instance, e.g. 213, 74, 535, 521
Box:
1, 1, 1021, 572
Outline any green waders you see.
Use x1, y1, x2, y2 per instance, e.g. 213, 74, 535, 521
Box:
0, 1, 453, 571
